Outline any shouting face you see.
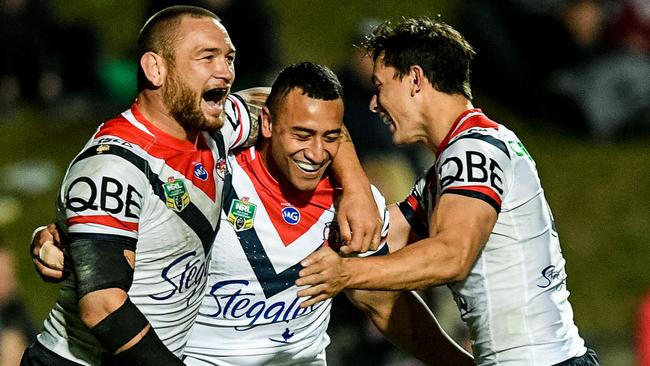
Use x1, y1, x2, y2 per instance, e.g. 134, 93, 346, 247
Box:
162, 16, 236, 133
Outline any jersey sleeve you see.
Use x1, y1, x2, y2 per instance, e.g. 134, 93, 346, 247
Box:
56, 143, 148, 240
437, 132, 512, 213
356, 185, 390, 258
220, 94, 253, 151
397, 167, 436, 240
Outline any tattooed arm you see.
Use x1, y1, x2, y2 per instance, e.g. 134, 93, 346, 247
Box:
234, 87, 269, 147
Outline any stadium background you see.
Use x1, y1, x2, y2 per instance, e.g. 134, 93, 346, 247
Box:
0, 0, 648, 364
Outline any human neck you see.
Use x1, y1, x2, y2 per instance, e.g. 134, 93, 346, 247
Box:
135, 90, 197, 141
423, 92, 474, 149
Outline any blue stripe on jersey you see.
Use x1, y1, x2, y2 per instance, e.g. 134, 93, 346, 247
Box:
71, 144, 217, 255
222, 187, 310, 299
449, 132, 511, 159
397, 201, 429, 240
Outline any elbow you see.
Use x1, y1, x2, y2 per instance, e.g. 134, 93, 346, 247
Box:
79, 305, 104, 329
442, 257, 473, 284
79, 290, 128, 329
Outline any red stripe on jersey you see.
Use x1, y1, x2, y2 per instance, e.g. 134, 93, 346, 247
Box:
405, 194, 426, 222
445, 185, 502, 207
437, 109, 499, 153
95, 104, 216, 201
236, 148, 336, 246
67, 215, 139, 232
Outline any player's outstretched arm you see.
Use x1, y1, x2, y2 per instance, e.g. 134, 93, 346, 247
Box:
346, 289, 473, 365
331, 126, 382, 254
30, 224, 66, 282
297, 194, 497, 307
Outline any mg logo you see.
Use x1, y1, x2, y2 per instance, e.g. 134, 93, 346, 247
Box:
281, 207, 300, 225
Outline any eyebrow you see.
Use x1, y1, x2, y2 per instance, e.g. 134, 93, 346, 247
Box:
197, 47, 236, 55
292, 127, 342, 135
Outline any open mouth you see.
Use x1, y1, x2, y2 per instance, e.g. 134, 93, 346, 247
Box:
380, 114, 393, 126
294, 160, 321, 173
202, 87, 228, 107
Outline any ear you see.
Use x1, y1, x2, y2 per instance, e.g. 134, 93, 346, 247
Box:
409, 65, 424, 97
140, 52, 168, 88
261, 106, 273, 138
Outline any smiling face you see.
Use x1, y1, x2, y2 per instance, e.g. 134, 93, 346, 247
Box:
261, 89, 344, 192
369, 53, 419, 145
162, 16, 235, 133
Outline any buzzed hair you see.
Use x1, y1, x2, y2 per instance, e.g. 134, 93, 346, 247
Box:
136, 5, 221, 91
362, 17, 476, 99
266, 62, 343, 117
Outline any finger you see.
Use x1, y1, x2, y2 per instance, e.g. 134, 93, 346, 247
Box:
300, 247, 331, 267
296, 270, 324, 286
39, 241, 65, 270
296, 282, 323, 298
337, 215, 352, 246
46, 223, 63, 247
33, 260, 64, 281
299, 294, 330, 309
371, 216, 383, 250
338, 245, 353, 255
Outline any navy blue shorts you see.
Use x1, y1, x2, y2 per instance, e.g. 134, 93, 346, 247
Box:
554, 348, 600, 366
20, 341, 83, 366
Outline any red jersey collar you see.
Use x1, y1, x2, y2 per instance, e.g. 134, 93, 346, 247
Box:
240, 147, 334, 200
436, 108, 484, 153
130, 103, 202, 151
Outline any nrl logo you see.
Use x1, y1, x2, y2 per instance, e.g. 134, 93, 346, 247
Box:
163, 177, 190, 212
227, 197, 257, 232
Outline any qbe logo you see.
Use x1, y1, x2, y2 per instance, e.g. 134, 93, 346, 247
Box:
281, 207, 300, 225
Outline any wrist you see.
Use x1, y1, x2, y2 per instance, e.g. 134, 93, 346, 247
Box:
31, 225, 48, 244
341, 257, 356, 288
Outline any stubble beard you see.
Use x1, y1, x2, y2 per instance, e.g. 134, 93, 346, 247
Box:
163, 71, 224, 134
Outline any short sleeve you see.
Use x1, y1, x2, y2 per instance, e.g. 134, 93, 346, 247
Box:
437, 132, 512, 213
56, 145, 148, 240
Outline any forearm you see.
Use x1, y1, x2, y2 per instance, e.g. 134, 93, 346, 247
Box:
356, 290, 473, 365
81, 293, 182, 365
331, 126, 370, 190
343, 238, 465, 290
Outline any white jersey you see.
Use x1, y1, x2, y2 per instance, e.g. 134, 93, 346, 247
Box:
183, 146, 389, 366
38, 95, 252, 365
398, 109, 586, 365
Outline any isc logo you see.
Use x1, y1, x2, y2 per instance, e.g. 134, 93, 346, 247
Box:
281, 207, 300, 225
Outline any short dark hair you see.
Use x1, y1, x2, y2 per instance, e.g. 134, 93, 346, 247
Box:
362, 17, 476, 99
265, 62, 343, 117
136, 5, 221, 91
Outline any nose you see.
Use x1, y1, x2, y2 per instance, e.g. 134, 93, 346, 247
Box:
303, 139, 328, 164
214, 57, 235, 84
369, 94, 379, 113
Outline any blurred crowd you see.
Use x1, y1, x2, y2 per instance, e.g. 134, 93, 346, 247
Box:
1, 0, 649, 365
458, 0, 650, 140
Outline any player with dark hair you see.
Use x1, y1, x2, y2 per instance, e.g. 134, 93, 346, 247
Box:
30, 61, 473, 365
22, 6, 380, 366
182, 61, 473, 365
298, 17, 600, 366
